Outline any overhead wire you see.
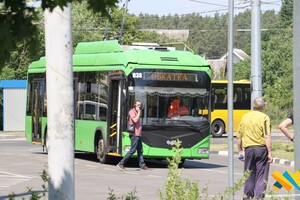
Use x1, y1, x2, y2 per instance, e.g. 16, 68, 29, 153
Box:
73, 0, 283, 34
161, 0, 281, 16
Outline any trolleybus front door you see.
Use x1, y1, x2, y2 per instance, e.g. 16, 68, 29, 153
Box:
107, 73, 126, 155
31, 80, 44, 144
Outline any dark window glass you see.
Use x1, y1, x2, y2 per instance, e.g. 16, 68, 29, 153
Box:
76, 72, 108, 121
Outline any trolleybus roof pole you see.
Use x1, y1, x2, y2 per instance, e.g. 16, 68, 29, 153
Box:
103, 9, 111, 41
119, 0, 130, 44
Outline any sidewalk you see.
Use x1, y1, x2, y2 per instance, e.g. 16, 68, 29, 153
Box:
0, 131, 25, 139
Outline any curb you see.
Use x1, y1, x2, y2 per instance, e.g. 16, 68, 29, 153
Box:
211, 151, 294, 167
0, 134, 25, 140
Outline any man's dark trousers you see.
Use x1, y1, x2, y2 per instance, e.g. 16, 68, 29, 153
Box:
244, 146, 269, 199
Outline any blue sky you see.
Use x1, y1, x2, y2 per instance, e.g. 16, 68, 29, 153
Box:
119, 0, 282, 16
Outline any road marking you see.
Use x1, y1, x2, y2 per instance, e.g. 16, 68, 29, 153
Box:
0, 171, 31, 191
198, 168, 244, 176
84, 164, 97, 168
125, 172, 139, 175
0, 138, 26, 141
0, 171, 31, 178
266, 194, 300, 198
104, 168, 116, 171
147, 175, 161, 178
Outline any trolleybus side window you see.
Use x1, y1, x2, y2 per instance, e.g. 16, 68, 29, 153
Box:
76, 72, 108, 121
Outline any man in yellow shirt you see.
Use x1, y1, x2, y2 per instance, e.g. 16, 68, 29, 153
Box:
237, 97, 272, 199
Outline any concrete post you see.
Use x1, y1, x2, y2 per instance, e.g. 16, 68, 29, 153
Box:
45, 4, 75, 200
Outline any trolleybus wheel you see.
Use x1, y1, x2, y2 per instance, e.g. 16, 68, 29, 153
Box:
96, 138, 109, 164
211, 120, 225, 137
178, 159, 185, 168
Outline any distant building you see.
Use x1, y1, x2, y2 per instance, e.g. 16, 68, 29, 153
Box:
0, 80, 27, 131
207, 59, 227, 80
207, 48, 250, 79
140, 29, 189, 42
220, 48, 250, 63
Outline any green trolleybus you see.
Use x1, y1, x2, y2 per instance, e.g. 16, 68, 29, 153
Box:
25, 40, 213, 164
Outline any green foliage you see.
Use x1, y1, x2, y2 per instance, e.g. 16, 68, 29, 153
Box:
158, 140, 254, 200
62, 1, 164, 49
7, 165, 49, 200
0, 1, 39, 68
211, 170, 251, 200
0, 40, 40, 80
233, 59, 251, 80
264, 184, 292, 200
107, 187, 139, 200
41, 0, 118, 17
72, 1, 104, 45
107, 188, 118, 200
272, 141, 294, 153
7, 192, 16, 200
279, 0, 293, 28
137, 10, 279, 59
0, 0, 119, 69
262, 31, 293, 115
158, 139, 199, 200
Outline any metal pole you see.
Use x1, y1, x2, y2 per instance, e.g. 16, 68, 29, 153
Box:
45, 4, 74, 200
293, 1, 300, 199
227, 0, 234, 199
103, 9, 111, 41
251, 0, 262, 106
103, 18, 110, 40
119, 0, 130, 44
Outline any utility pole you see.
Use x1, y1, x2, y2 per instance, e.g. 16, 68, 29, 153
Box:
45, 3, 75, 200
293, 1, 300, 199
251, 0, 262, 105
227, 0, 234, 199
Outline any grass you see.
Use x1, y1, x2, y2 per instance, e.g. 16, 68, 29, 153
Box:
210, 144, 238, 152
210, 141, 294, 161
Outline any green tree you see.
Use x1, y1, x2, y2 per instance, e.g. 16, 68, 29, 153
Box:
0, 42, 35, 80
0, 9, 45, 80
262, 32, 293, 114
72, 1, 104, 46
233, 59, 251, 81
0, 0, 119, 69
279, 0, 293, 28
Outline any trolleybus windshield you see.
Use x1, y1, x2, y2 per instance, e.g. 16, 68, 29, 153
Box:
127, 69, 211, 129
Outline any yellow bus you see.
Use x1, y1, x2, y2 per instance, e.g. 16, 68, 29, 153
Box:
211, 80, 251, 137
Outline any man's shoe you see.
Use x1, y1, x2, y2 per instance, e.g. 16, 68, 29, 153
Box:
141, 166, 151, 170
117, 164, 126, 171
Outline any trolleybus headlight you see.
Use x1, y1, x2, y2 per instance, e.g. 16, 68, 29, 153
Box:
198, 148, 209, 154
124, 146, 131, 152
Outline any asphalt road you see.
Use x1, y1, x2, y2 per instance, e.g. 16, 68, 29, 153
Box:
0, 137, 296, 200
